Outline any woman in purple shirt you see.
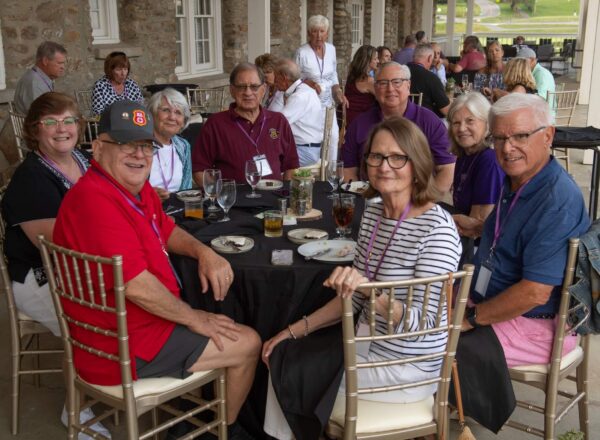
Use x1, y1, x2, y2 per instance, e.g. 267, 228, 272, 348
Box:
448, 92, 504, 237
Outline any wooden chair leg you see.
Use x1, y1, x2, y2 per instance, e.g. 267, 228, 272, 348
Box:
33, 334, 40, 388
10, 349, 19, 435
577, 338, 590, 439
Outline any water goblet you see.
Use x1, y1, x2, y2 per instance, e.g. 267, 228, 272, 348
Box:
216, 179, 236, 222
245, 160, 262, 198
326, 160, 344, 198
332, 193, 355, 239
203, 168, 222, 217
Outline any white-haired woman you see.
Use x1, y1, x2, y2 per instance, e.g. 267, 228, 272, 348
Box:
147, 88, 193, 200
295, 15, 348, 161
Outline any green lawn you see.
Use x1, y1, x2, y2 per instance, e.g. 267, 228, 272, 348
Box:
435, 0, 579, 34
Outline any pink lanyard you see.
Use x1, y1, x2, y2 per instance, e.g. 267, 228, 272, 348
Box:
490, 183, 528, 256
32, 67, 53, 91
155, 144, 176, 190
364, 203, 412, 281
36, 151, 86, 187
235, 114, 266, 155
312, 46, 325, 80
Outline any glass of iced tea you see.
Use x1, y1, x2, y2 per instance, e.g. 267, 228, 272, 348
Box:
264, 210, 283, 237
332, 194, 355, 239
184, 198, 204, 219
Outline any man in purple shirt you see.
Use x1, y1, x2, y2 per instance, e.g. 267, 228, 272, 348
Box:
342, 62, 455, 193
192, 62, 299, 185
392, 35, 417, 65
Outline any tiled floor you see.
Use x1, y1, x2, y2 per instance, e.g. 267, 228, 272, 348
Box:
1, 71, 598, 439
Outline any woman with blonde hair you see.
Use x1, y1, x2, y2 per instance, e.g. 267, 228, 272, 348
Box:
255, 53, 282, 110
484, 57, 536, 101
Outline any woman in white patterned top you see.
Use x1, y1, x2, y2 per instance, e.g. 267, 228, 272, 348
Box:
263, 117, 462, 405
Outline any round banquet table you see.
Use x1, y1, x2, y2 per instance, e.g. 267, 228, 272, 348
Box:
168, 181, 365, 439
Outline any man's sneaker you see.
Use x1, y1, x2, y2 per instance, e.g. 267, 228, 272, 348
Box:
61, 406, 112, 439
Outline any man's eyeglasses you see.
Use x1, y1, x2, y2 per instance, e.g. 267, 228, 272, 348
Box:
374, 78, 409, 89
364, 153, 410, 169
490, 126, 547, 148
102, 140, 158, 157
38, 117, 79, 127
231, 83, 264, 92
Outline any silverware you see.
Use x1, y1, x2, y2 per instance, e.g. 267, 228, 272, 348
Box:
305, 247, 331, 261
345, 179, 353, 191
221, 238, 244, 252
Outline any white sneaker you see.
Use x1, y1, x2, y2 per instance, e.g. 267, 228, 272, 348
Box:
61, 406, 112, 439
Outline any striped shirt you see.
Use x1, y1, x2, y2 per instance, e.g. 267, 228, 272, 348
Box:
352, 202, 462, 373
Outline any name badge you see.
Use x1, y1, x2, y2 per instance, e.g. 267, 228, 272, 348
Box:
474, 264, 492, 297
253, 154, 272, 177
355, 322, 372, 358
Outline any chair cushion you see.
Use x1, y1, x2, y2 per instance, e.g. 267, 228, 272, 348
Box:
329, 393, 434, 434
511, 345, 583, 374
18, 310, 36, 321
84, 370, 214, 398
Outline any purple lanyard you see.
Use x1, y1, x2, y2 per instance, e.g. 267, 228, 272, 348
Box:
92, 169, 182, 288
36, 151, 86, 186
155, 144, 176, 190
364, 203, 412, 281
235, 114, 266, 155
32, 67, 53, 91
312, 47, 325, 80
491, 183, 528, 253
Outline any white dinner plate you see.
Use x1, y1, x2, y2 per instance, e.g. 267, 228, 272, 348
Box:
297, 240, 356, 263
210, 236, 254, 254
287, 228, 329, 244
344, 181, 369, 194
256, 179, 283, 191
176, 190, 204, 201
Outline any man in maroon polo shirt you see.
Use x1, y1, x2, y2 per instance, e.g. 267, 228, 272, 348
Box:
192, 62, 299, 185
54, 100, 260, 439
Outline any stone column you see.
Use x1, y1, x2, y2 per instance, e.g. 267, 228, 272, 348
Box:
333, 0, 352, 66
271, 0, 302, 58
222, 1, 248, 72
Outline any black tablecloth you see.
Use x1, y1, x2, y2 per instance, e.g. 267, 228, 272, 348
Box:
169, 181, 365, 439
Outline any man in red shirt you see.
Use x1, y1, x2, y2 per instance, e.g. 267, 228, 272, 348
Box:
54, 100, 260, 439
192, 62, 299, 185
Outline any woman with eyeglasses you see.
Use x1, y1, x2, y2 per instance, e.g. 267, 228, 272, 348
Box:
0, 92, 110, 437
344, 45, 378, 127
92, 51, 144, 115
262, 117, 461, 439
147, 88, 193, 200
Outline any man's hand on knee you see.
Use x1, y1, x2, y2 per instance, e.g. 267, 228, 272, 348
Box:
188, 310, 241, 351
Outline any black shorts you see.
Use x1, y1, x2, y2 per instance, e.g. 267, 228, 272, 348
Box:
136, 325, 209, 380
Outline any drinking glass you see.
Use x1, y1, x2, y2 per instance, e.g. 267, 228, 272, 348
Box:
203, 168, 222, 216
332, 194, 355, 239
326, 160, 344, 197
461, 74, 471, 92
245, 160, 262, 198
216, 179, 236, 222
263, 210, 283, 237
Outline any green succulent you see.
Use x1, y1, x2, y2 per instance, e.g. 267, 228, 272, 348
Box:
557, 430, 584, 440
294, 169, 313, 178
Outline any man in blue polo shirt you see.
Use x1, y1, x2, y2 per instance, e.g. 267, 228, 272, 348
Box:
461, 93, 589, 363
452, 93, 589, 433
341, 62, 455, 193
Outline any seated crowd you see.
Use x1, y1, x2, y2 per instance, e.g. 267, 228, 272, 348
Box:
4, 20, 582, 440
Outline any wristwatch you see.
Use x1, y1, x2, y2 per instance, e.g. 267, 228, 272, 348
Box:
465, 306, 481, 328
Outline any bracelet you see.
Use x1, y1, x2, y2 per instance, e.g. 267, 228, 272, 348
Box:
288, 325, 297, 340
302, 315, 309, 337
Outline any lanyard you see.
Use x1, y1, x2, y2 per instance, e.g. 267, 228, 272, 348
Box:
490, 183, 528, 256
235, 114, 266, 155
92, 168, 182, 288
155, 144, 176, 190
32, 67, 53, 92
312, 46, 325, 80
36, 151, 86, 187
364, 203, 412, 281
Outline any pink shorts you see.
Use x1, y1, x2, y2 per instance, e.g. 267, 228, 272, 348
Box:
492, 315, 577, 367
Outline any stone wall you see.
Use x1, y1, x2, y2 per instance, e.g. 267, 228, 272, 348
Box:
222, 1, 248, 73
270, 0, 303, 59
332, 0, 352, 66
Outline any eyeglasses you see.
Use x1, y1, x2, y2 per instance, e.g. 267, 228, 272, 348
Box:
38, 116, 79, 127
101, 140, 158, 157
374, 78, 409, 89
364, 153, 410, 169
231, 83, 264, 92
490, 126, 547, 148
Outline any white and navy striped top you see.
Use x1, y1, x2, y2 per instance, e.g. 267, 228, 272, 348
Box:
352, 202, 462, 373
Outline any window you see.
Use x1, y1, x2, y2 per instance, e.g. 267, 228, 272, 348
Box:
351, 0, 364, 56
175, 0, 223, 78
89, 0, 120, 44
